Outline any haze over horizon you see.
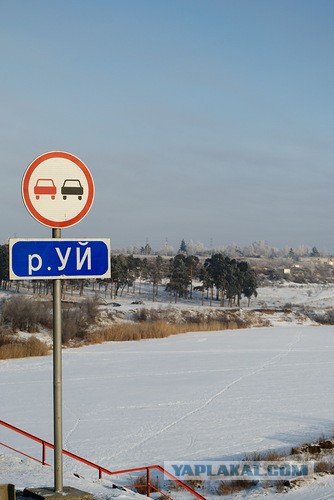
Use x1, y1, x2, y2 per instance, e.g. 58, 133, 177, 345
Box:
1, 1, 333, 252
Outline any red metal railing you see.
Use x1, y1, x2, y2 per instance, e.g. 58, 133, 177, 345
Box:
0, 419, 206, 499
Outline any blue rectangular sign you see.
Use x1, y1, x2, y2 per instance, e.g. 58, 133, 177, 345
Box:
9, 239, 111, 280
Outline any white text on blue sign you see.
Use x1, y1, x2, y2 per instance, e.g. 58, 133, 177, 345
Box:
9, 239, 111, 280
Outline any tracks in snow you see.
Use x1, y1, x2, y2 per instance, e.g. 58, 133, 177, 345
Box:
110, 329, 303, 459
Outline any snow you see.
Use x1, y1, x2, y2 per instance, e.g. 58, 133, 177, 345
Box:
1, 285, 334, 498
0, 454, 144, 500
255, 283, 334, 309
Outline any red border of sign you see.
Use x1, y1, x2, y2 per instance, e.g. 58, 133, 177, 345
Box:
22, 151, 95, 228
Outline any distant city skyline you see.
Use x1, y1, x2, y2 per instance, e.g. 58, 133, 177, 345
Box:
1, 1, 334, 252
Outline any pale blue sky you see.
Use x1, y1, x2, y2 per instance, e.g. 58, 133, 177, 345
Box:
1, 0, 334, 252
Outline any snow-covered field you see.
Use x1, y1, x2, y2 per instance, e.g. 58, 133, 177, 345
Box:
255, 283, 334, 310
1, 284, 334, 498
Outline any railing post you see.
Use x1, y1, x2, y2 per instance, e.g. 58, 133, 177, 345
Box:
146, 467, 151, 497
42, 441, 46, 465
99, 467, 102, 480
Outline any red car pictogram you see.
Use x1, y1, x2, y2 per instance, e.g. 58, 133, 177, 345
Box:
34, 179, 57, 200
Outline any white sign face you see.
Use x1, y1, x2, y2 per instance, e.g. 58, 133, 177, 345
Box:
22, 151, 94, 228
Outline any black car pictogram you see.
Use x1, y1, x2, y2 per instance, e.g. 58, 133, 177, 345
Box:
61, 179, 84, 200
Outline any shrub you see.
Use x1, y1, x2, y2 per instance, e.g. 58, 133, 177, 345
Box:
218, 479, 257, 495
133, 307, 149, 322
62, 309, 82, 344
1, 296, 52, 332
275, 480, 289, 493
132, 307, 248, 330
263, 451, 284, 461
305, 308, 334, 325
129, 473, 160, 495
61, 297, 101, 344
0, 295, 100, 344
315, 460, 334, 474
244, 450, 284, 462
0, 329, 13, 347
81, 296, 100, 323
183, 479, 205, 490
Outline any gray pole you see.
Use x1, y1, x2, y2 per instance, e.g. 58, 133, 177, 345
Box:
53, 227, 63, 493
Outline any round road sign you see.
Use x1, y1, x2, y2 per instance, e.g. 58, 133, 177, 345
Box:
22, 151, 95, 228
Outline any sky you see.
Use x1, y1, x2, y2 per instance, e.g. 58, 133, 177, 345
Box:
1, 0, 334, 253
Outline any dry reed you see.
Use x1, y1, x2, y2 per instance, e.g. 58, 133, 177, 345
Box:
86, 319, 243, 344
0, 337, 49, 359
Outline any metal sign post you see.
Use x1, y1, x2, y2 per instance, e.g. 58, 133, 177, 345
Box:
52, 227, 63, 492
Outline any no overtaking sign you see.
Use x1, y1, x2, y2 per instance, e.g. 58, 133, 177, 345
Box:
22, 151, 95, 228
